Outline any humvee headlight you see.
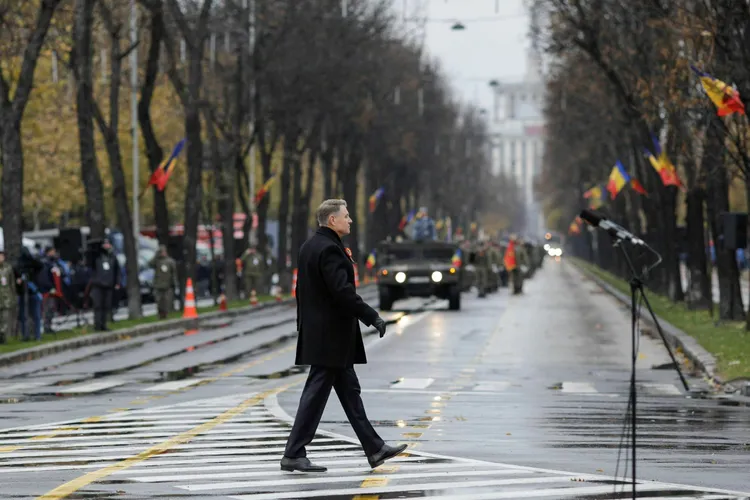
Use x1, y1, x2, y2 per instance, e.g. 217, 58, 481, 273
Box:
381, 269, 388, 276
431, 271, 443, 282
395, 272, 406, 283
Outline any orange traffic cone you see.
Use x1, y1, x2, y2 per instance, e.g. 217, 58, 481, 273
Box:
183, 278, 198, 319
218, 293, 227, 311
291, 269, 298, 298
249, 289, 258, 306
354, 265, 360, 287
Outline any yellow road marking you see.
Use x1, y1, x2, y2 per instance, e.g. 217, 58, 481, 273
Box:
401, 432, 422, 438
353, 465, 400, 500
0, 445, 20, 452
36, 379, 304, 500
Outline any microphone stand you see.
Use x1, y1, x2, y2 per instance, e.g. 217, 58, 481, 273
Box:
607, 234, 690, 500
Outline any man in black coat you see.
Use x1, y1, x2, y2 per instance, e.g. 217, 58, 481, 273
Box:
280, 199, 407, 473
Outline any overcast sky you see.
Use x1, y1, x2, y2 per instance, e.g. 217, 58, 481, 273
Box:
396, 0, 531, 113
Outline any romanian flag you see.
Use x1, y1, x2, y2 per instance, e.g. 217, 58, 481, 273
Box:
368, 187, 385, 213
583, 185, 605, 209
148, 139, 186, 191
398, 209, 415, 231
606, 160, 630, 200
630, 179, 647, 196
644, 135, 683, 189
451, 248, 462, 267
254, 173, 277, 204
690, 65, 746, 117
365, 249, 376, 269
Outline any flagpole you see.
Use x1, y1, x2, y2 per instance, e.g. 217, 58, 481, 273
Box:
130, 0, 139, 258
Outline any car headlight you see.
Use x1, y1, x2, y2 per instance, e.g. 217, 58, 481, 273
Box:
431, 271, 443, 282
395, 272, 406, 283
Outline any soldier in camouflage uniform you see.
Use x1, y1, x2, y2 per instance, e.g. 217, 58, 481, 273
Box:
0, 247, 17, 343
240, 246, 264, 297
474, 239, 493, 298
488, 242, 502, 291
149, 245, 177, 319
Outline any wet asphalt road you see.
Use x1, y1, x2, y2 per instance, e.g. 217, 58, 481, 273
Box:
0, 263, 749, 499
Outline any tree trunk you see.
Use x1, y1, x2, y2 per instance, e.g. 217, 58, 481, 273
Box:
137, 3, 169, 245
0, 124, 24, 263
277, 130, 297, 277
662, 187, 685, 302
182, 89, 204, 286
705, 126, 744, 320
0, 0, 60, 262
91, 14, 142, 320
73, 0, 106, 243
321, 138, 335, 199
685, 187, 711, 310
290, 153, 304, 270
256, 146, 273, 260
341, 143, 362, 262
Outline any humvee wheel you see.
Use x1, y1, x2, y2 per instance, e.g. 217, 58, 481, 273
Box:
448, 285, 461, 311
379, 287, 393, 311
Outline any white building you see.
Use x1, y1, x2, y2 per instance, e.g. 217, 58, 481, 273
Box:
488, 47, 546, 237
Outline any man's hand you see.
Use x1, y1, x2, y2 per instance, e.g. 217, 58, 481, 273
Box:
373, 317, 387, 338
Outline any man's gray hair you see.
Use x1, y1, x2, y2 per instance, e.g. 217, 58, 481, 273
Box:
316, 199, 347, 226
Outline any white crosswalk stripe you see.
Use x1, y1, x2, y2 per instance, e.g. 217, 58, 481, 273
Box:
0, 377, 687, 398
0, 393, 743, 499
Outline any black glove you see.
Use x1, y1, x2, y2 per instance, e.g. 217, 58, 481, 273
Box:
373, 317, 387, 338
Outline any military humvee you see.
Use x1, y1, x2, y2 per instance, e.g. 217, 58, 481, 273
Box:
375, 240, 467, 311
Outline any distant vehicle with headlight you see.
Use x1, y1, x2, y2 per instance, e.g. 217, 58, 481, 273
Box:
376, 240, 465, 311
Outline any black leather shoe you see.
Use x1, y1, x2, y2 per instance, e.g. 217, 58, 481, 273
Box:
367, 443, 408, 468
280, 456, 327, 472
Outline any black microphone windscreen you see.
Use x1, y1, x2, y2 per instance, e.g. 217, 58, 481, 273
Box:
579, 209, 604, 226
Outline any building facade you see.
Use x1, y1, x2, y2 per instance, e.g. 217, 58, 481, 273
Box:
488, 47, 546, 237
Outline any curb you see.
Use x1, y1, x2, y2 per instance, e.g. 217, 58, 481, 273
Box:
0, 297, 296, 368
568, 260, 722, 385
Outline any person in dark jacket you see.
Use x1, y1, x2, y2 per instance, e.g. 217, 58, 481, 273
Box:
280, 199, 407, 473
90, 238, 120, 331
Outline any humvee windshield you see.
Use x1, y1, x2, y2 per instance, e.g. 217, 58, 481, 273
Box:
422, 248, 455, 261
382, 248, 418, 262
380, 246, 456, 264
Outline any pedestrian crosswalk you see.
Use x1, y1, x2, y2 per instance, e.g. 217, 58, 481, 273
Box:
0, 376, 688, 400
0, 392, 745, 499
386, 377, 686, 397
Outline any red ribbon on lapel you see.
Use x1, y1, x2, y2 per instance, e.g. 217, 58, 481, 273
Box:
344, 247, 354, 263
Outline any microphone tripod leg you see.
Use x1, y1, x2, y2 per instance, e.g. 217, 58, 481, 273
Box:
637, 289, 691, 392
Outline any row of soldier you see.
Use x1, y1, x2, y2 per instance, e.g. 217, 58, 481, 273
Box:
462, 235, 546, 297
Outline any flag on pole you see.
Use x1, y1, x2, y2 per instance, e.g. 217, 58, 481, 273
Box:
368, 187, 385, 213
690, 65, 746, 117
255, 174, 277, 204
151, 139, 186, 191
644, 135, 683, 189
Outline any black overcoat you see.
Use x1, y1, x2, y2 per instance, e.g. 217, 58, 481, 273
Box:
294, 227, 379, 367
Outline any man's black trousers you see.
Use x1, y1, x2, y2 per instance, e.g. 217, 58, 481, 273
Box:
284, 365, 384, 458
90, 286, 112, 331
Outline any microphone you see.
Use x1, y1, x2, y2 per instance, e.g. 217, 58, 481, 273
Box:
579, 209, 645, 245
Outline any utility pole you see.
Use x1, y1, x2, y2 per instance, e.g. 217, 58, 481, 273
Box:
130, 0, 139, 256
